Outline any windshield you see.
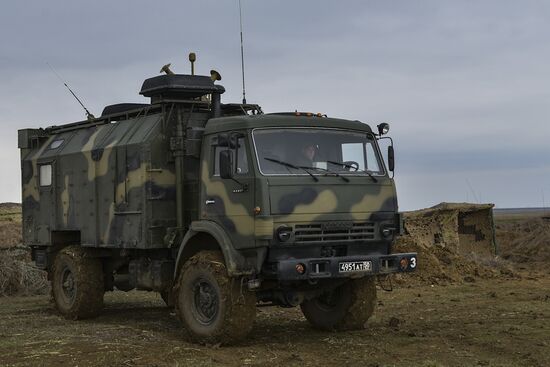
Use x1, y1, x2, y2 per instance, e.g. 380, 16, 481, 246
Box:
252, 128, 385, 176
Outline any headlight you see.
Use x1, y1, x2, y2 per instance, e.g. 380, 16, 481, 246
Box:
377, 122, 390, 135
381, 225, 395, 238
277, 226, 292, 242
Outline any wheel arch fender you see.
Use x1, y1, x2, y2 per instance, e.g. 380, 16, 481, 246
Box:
174, 221, 251, 280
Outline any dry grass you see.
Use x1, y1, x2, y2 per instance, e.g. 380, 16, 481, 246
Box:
495, 216, 550, 266
0, 202, 22, 222
0, 247, 49, 297
0, 203, 49, 296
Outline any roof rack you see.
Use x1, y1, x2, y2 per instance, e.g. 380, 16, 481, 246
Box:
221, 103, 263, 116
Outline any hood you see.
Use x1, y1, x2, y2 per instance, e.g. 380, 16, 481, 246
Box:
268, 181, 397, 216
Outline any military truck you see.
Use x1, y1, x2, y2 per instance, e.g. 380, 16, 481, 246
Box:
18, 61, 417, 344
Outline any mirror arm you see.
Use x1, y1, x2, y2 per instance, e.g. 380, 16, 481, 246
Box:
378, 136, 394, 145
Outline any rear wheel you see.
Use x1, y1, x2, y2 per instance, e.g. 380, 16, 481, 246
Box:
51, 246, 104, 320
175, 251, 256, 345
300, 276, 376, 330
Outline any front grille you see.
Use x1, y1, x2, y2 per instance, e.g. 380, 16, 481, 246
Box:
294, 222, 376, 243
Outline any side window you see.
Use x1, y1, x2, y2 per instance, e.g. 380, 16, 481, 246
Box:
235, 137, 249, 174
213, 145, 223, 175
39, 164, 52, 186
365, 143, 381, 173
342, 143, 366, 170
213, 135, 249, 175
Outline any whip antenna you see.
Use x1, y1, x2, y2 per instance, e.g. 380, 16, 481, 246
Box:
239, 0, 247, 104
46, 62, 95, 121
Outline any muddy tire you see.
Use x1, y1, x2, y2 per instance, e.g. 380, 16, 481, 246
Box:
300, 276, 376, 330
160, 288, 175, 308
175, 251, 256, 345
51, 246, 104, 320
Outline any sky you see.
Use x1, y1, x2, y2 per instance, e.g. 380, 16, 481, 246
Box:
1, 0, 549, 211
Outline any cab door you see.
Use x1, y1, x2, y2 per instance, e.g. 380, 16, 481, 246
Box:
201, 131, 255, 249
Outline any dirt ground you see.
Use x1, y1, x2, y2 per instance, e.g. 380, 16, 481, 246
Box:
1, 204, 549, 366
0, 276, 548, 367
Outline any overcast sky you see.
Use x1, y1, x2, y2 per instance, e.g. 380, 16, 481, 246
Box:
1, 0, 549, 210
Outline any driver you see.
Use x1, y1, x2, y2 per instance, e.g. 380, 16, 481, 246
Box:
296, 143, 318, 167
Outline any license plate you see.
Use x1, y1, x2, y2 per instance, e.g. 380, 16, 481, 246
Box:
339, 261, 372, 273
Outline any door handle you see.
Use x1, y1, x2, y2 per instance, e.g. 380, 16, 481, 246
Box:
205, 199, 216, 205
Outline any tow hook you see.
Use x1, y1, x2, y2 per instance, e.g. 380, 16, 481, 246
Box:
377, 275, 393, 292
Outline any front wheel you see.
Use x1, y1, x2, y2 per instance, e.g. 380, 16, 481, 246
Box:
51, 246, 104, 320
175, 251, 256, 345
300, 276, 376, 330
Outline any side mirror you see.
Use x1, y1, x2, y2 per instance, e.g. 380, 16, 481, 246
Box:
388, 145, 395, 172
219, 150, 233, 179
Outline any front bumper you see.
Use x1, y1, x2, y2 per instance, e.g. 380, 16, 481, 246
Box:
271, 252, 417, 281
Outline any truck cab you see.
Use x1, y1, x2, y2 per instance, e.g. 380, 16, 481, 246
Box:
201, 114, 413, 277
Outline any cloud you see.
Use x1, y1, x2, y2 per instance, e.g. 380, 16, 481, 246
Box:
1, 1, 549, 209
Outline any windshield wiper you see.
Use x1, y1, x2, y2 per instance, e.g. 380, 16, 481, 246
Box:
300, 165, 350, 182
264, 158, 351, 183
326, 160, 378, 182
264, 157, 318, 182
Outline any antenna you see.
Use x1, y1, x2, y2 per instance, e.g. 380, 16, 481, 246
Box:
465, 179, 480, 203
46, 62, 95, 121
238, 0, 247, 104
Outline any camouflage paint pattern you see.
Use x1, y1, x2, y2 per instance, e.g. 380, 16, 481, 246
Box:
20, 108, 399, 259
20, 112, 180, 248
197, 120, 399, 254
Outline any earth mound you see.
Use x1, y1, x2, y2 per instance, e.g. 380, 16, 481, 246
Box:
393, 202, 516, 285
